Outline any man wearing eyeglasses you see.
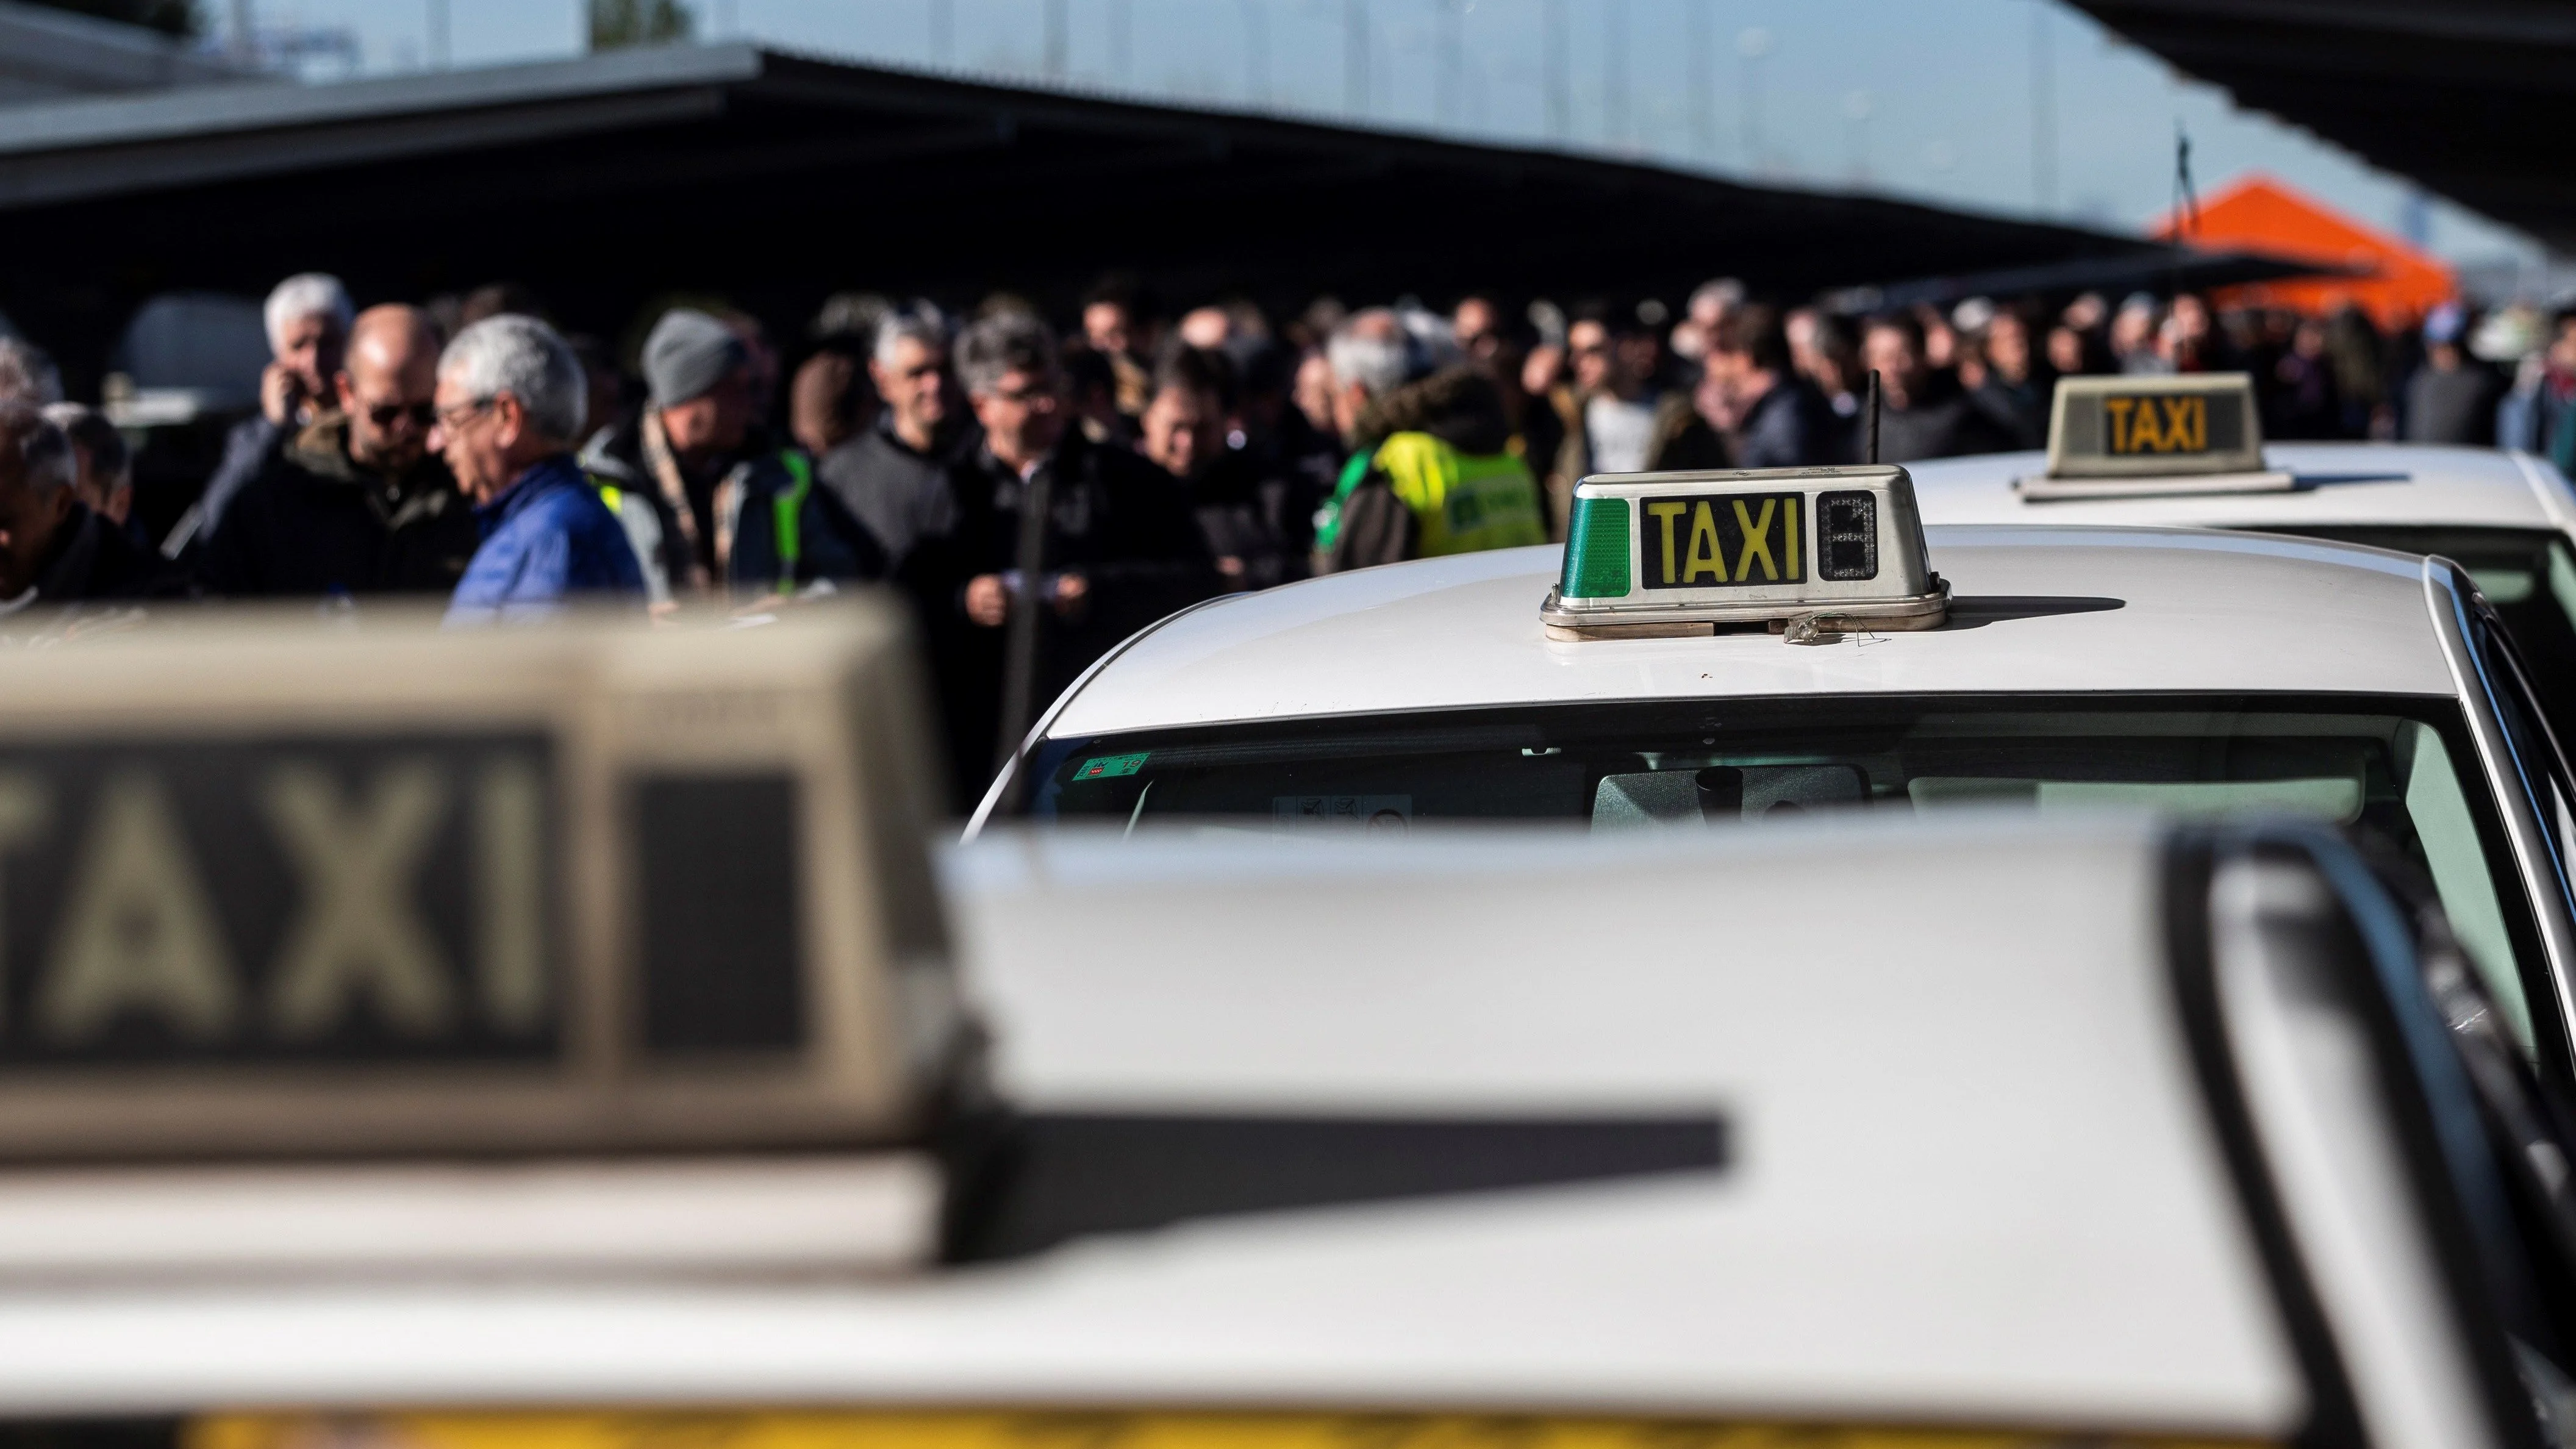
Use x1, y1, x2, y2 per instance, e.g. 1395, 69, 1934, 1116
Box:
199, 304, 478, 598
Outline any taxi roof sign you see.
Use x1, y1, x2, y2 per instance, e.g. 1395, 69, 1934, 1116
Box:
1540, 465, 1947, 639
2023, 372, 2294, 499
0, 602, 961, 1162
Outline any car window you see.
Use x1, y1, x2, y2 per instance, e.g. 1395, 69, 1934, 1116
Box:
2397, 718, 2531, 1050
1034, 693, 2552, 1065
2271, 525, 2576, 739
2469, 612, 2576, 1068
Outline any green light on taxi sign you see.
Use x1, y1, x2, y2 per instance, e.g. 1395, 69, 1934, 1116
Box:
1540, 465, 1945, 640
1560, 496, 1631, 599
1076, 752, 1150, 781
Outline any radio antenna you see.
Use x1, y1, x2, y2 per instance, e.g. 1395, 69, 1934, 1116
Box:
1864, 368, 1881, 465
2169, 121, 2199, 301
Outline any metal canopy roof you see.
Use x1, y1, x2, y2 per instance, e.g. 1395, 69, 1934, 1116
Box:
0, 42, 2170, 387
2067, 0, 2576, 253
0, 0, 245, 104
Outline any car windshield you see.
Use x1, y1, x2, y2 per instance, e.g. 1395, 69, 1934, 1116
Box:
1028, 691, 2549, 1057
2261, 525, 2576, 734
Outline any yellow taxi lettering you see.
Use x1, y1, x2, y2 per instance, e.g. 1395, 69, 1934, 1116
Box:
0, 750, 556, 1051
262, 762, 456, 1041
2103, 395, 2136, 452
1684, 503, 1725, 584
2166, 395, 2205, 451
474, 759, 549, 1032
1731, 498, 1780, 582
2038, 375, 2268, 487
2126, 396, 2166, 452
38, 771, 240, 1044
1646, 501, 1689, 585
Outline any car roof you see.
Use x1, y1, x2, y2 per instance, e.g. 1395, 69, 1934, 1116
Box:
1910, 442, 2576, 535
0, 818, 2304, 1438
1043, 524, 2458, 739
931, 818, 2301, 1431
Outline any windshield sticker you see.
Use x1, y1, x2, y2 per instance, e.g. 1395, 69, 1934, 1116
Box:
1075, 752, 1150, 781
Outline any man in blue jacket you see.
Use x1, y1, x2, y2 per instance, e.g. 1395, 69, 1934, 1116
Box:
432, 315, 643, 624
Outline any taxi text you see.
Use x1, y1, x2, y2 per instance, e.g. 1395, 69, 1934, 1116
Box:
0, 741, 555, 1056
1639, 492, 1804, 590
2101, 394, 2209, 455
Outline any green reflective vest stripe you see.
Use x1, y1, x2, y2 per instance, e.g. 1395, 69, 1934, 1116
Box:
772, 450, 814, 595
1309, 450, 1374, 556
1370, 431, 1547, 557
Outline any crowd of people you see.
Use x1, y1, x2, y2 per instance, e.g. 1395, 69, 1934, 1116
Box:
0, 269, 2557, 808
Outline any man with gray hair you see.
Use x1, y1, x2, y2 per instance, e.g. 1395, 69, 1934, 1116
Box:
169, 272, 356, 556
0, 404, 184, 612
432, 315, 642, 623
814, 303, 959, 571
1321, 307, 1416, 448
906, 310, 1213, 809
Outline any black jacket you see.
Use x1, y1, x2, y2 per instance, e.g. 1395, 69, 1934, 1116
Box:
198, 413, 476, 597
1864, 372, 2017, 463
1967, 374, 2052, 452
904, 429, 1219, 810
1188, 446, 1306, 592
1732, 377, 1845, 469
726, 454, 890, 595
163, 412, 284, 560
18, 503, 193, 607
816, 423, 961, 570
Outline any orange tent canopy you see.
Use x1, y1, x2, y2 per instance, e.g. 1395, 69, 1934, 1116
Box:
2151, 173, 2455, 329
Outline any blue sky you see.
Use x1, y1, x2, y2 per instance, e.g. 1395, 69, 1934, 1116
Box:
250, 0, 2539, 267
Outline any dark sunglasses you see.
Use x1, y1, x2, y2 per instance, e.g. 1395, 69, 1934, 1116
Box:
367, 401, 438, 429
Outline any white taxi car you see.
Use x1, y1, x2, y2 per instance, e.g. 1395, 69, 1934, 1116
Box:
0, 810, 2568, 1449
1905, 373, 2576, 734
0, 606, 2563, 1449
970, 479, 2576, 1121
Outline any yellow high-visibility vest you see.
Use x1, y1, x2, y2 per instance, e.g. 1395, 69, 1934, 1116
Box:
1371, 432, 1547, 557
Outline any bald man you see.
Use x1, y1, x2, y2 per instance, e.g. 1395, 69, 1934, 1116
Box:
199, 304, 481, 597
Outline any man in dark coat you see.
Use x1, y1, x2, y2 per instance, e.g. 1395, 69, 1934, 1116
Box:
0, 405, 187, 617
1141, 346, 1300, 592
904, 312, 1218, 811
1857, 313, 2015, 463
164, 273, 352, 559
1706, 304, 1841, 469
199, 304, 478, 598
817, 306, 961, 573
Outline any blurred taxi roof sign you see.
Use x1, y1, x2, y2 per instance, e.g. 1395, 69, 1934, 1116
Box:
0, 601, 962, 1164
1540, 464, 1948, 640
2023, 372, 2293, 499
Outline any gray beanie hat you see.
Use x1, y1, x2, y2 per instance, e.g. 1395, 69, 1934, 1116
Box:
643, 308, 748, 407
